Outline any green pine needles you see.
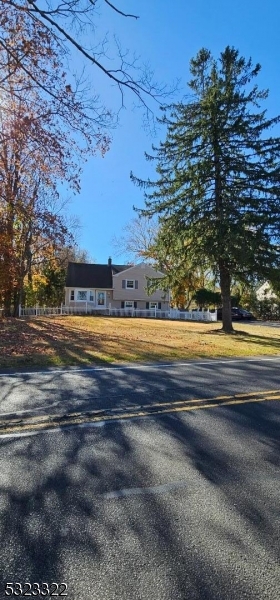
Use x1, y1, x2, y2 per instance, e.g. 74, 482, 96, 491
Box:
131, 46, 280, 332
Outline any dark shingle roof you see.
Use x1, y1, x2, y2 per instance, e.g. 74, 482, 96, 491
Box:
66, 262, 128, 288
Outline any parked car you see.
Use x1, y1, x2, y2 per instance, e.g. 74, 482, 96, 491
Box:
232, 307, 256, 320
217, 307, 256, 321
217, 307, 241, 320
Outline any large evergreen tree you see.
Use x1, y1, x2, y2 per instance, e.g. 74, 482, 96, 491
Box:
131, 47, 280, 332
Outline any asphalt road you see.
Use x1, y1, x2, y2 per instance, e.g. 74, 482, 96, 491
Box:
0, 358, 280, 600
0, 356, 280, 420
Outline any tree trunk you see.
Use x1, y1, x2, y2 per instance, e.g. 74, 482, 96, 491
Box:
213, 134, 233, 333
3, 253, 14, 317
3, 289, 12, 317
13, 288, 21, 317
2, 200, 15, 317
219, 260, 233, 333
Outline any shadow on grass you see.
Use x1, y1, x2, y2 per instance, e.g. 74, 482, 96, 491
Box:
0, 317, 280, 378
1, 316, 280, 374
204, 326, 280, 351
0, 317, 216, 371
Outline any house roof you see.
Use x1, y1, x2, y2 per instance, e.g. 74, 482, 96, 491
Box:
112, 261, 166, 278
65, 262, 129, 289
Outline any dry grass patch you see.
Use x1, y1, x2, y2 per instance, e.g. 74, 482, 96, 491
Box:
0, 316, 279, 370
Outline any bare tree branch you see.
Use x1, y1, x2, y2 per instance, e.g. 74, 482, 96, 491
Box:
0, 0, 175, 119
103, 0, 139, 20
112, 216, 159, 262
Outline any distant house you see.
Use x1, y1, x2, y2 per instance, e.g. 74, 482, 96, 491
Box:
65, 258, 170, 311
256, 282, 277, 301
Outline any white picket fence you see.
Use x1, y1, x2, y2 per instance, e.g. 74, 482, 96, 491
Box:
169, 309, 217, 322
109, 307, 171, 319
19, 304, 107, 317
18, 304, 217, 322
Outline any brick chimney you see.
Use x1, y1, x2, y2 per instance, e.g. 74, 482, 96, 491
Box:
108, 257, 112, 266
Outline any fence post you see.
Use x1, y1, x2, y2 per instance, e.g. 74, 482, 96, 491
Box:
61, 303, 63, 315
155, 306, 157, 319
86, 301, 87, 315
19, 304, 21, 318
35, 305, 38, 317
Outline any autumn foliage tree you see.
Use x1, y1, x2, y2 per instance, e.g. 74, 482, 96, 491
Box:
0, 13, 109, 315
23, 245, 95, 307
0, 2, 174, 315
144, 222, 213, 309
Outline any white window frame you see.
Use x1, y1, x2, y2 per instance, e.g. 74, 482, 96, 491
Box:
125, 301, 134, 308
149, 302, 158, 309
70, 290, 75, 301
77, 290, 87, 301
126, 280, 135, 289
89, 290, 95, 302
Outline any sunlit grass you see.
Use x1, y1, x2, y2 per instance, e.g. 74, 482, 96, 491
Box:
0, 315, 279, 370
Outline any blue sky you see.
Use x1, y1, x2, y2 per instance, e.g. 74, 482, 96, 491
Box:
67, 0, 280, 264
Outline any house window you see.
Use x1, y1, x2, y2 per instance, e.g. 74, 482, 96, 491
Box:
125, 301, 133, 308
126, 280, 135, 289
89, 290, 94, 302
77, 290, 87, 301
97, 292, 105, 306
122, 279, 138, 290
70, 290, 74, 301
150, 302, 158, 309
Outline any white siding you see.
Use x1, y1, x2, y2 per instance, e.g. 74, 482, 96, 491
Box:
256, 282, 277, 301
65, 287, 112, 307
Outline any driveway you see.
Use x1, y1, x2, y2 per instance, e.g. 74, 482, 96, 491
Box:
247, 320, 280, 328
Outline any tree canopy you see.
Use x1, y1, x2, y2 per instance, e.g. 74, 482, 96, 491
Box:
0, 11, 107, 315
131, 46, 280, 332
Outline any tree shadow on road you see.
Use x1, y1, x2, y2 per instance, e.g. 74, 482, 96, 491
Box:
160, 399, 280, 549
1, 391, 280, 599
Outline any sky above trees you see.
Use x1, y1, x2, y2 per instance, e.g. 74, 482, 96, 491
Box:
19, 0, 280, 265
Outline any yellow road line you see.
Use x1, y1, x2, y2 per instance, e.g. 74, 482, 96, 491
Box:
0, 391, 280, 435
146, 390, 280, 409
112, 388, 280, 413
172, 396, 280, 413
1, 388, 279, 428
215, 389, 280, 399
86, 395, 280, 421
